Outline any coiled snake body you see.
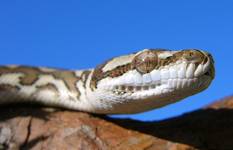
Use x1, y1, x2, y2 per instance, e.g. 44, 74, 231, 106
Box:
0, 49, 215, 114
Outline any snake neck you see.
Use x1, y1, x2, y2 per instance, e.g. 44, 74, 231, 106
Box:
0, 65, 96, 112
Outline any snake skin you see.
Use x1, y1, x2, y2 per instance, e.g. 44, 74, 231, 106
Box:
0, 49, 215, 114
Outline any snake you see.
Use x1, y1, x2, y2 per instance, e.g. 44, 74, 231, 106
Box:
0, 48, 215, 114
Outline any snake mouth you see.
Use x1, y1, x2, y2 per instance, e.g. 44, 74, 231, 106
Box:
111, 61, 215, 95
112, 77, 208, 95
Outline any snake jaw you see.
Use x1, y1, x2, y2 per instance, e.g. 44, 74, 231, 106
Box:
89, 49, 215, 114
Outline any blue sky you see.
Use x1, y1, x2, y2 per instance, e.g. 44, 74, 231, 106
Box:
0, 1, 232, 121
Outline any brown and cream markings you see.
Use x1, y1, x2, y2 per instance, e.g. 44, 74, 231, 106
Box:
0, 49, 215, 114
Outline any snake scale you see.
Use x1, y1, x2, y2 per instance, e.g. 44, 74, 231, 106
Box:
0, 49, 215, 114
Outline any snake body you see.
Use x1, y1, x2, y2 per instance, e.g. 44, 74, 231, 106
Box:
0, 49, 215, 114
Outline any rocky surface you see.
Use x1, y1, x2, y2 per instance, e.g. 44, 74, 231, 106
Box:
0, 96, 233, 150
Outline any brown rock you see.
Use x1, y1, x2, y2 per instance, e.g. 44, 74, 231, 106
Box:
0, 96, 233, 150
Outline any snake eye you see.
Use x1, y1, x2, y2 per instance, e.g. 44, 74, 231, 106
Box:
133, 50, 158, 74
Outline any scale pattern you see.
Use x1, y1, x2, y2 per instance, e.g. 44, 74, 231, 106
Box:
0, 49, 215, 114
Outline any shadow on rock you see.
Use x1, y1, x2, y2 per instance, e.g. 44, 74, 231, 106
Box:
0, 103, 60, 121
105, 108, 233, 149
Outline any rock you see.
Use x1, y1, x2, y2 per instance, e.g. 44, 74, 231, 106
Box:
0, 96, 233, 150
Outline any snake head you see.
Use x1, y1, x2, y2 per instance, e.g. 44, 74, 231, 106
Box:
88, 49, 215, 114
